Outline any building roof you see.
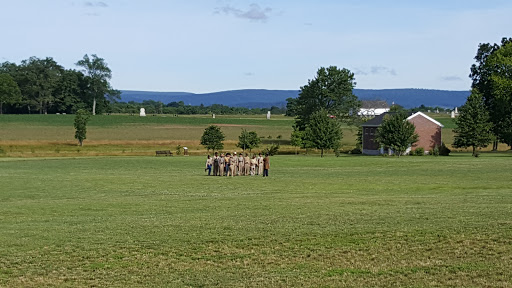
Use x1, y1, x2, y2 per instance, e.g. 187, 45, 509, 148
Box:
362, 111, 444, 128
361, 113, 391, 127
407, 112, 444, 127
360, 100, 390, 109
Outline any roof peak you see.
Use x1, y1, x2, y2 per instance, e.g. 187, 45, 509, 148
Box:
407, 112, 444, 127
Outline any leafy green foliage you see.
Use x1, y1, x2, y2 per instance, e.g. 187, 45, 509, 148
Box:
295, 66, 360, 130
0, 73, 22, 114
290, 128, 305, 154
285, 97, 298, 116
18, 57, 63, 114
304, 109, 343, 157
414, 147, 425, 156
470, 38, 512, 146
262, 143, 280, 156
236, 129, 261, 151
74, 109, 91, 146
76, 54, 119, 115
453, 91, 493, 156
0, 55, 118, 114
376, 113, 419, 157
200, 125, 225, 152
429, 145, 440, 156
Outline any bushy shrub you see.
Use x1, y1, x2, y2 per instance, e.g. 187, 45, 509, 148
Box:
439, 142, 451, 156
262, 143, 280, 156
429, 145, 440, 156
415, 147, 425, 156
176, 145, 182, 155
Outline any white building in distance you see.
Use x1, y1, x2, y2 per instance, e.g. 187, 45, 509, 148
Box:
358, 100, 390, 117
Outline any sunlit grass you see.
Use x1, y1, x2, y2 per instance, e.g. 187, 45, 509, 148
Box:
1, 155, 511, 287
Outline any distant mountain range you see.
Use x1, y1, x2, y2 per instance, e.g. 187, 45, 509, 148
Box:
120, 89, 470, 109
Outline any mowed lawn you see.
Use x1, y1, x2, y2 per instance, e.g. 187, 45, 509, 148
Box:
1, 155, 511, 287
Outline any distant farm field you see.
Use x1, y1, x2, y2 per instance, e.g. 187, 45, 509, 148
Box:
0, 114, 355, 157
1, 155, 511, 287
0, 113, 509, 157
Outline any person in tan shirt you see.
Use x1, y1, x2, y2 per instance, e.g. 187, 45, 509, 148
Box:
237, 153, 245, 176
250, 155, 257, 176
229, 153, 237, 177
218, 153, 225, 177
244, 153, 250, 176
257, 153, 263, 175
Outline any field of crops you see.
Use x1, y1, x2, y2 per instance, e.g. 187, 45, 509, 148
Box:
1, 154, 511, 287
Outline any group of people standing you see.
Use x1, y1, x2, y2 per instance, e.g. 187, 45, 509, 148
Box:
205, 152, 270, 177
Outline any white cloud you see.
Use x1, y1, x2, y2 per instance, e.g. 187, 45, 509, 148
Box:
215, 3, 272, 22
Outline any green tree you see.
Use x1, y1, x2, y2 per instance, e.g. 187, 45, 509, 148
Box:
285, 97, 298, 116
76, 54, 119, 115
290, 128, 304, 155
376, 113, 419, 157
0, 74, 22, 114
20, 57, 64, 114
304, 109, 343, 157
453, 91, 493, 156
53, 69, 87, 113
200, 125, 225, 153
470, 38, 512, 149
74, 109, 91, 146
295, 66, 360, 130
236, 129, 261, 152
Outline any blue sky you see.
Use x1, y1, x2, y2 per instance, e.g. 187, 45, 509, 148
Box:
1, 1, 511, 93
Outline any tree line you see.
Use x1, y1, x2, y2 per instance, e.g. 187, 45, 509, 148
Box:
110, 100, 286, 115
0, 55, 117, 115
0, 55, 287, 116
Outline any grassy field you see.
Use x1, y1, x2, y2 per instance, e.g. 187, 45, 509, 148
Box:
1, 154, 511, 287
0, 114, 355, 157
2, 113, 510, 158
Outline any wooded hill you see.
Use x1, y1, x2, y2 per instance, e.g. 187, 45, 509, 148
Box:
120, 89, 470, 109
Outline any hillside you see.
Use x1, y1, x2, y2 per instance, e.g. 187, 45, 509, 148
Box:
120, 88, 470, 109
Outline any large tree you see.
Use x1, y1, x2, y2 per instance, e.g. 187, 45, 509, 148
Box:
236, 129, 261, 152
470, 38, 512, 149
294, 66, 360, 131
453, 91, 493, 156
376, 113, 419, 157
20, 57, 63, 114
0, 74, 22, 114
76, 54, 119, 115
304, 109, 343, 157
200, 125, 225, 153
53, 69, 88, 113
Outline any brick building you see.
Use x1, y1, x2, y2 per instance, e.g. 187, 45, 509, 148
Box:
362, 112, 444, 155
